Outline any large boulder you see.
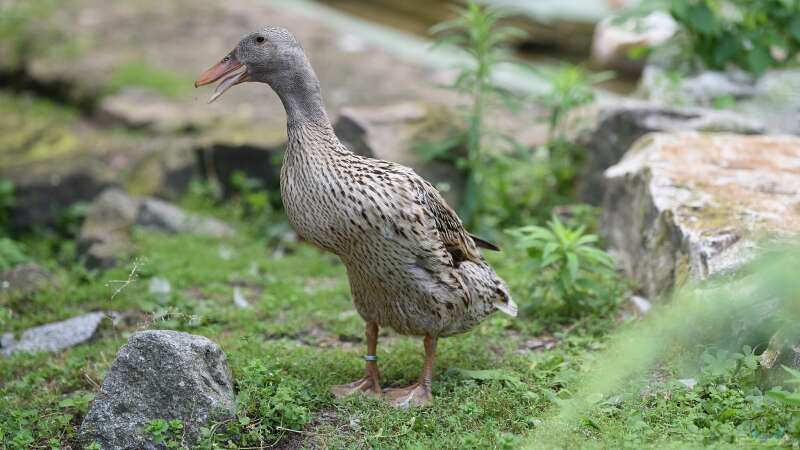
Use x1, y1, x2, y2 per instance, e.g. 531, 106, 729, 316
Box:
1, 312, 107, 356
79, 330, 236, 449
573, 100, 766, 204
601, 132, 800, 299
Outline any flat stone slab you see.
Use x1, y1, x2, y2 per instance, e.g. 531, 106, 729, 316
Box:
573, 99, 766, 204
602, 132, 800, 298
1, 312, 107, 356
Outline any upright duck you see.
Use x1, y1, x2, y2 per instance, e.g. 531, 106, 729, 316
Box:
196, 27, 517, 408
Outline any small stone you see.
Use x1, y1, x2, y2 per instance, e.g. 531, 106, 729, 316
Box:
79, 330, 236, 449
77, 188, 141, 269
0, 263, 52, 299
1, 312, 107, 356
137, 197, 236, 238
218, 246, 234, 260
233, 286, 251, 309
629, 295, 652, 314
678, 378, 697, 389
148, 277, 172, 298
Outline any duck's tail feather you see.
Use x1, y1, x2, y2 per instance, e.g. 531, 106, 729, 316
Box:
458, 260, 517, 318
469, 234, 501, 251
494, 293, 518, 317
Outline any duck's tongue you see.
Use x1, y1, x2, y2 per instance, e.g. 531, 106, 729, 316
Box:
208, 69, 251, 103
195, 52, 250, 103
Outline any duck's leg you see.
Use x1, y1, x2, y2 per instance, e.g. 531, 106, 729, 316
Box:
331, 321, 382, 398
383, 335, 437, 409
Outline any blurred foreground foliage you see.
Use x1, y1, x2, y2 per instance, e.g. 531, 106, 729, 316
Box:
528, 242, 800, 448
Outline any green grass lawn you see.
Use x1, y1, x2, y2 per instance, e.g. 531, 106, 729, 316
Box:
1, 206, 798, 449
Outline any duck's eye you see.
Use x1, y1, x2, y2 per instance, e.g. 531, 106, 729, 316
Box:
255, 36, 265, 44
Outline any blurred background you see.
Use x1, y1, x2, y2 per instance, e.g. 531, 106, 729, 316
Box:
1, 0, 800, 448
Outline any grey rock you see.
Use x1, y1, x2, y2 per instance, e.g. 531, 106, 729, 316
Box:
78, 189, 236, 269
591, 11, 678, 75
137, 197, 235, 238
640, 66, 759, 106
0, 263, 52, 299
1, 332, 16, 349
573, 100, 766, 204
78, 189, 140, 269
1, 312, 106, 356
602, 132, 800, 299
79, 330, 236, 450
639, 67, 800, 135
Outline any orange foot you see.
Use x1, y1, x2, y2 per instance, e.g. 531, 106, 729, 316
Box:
331, 376, 381, 399
383, 383, 432, 409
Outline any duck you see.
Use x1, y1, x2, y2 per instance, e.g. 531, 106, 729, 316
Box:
195, 27, 517, 408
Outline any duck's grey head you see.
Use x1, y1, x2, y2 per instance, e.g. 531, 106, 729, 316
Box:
195, 27, 312, 103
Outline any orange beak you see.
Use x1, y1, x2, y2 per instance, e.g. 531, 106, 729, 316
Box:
195, 52, 251, 103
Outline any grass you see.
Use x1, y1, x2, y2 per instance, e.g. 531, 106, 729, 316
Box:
2, 200, 798, 449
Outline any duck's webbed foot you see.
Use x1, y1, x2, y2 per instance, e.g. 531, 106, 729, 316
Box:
384, 335, 438, 409
383, 383, 432, 409
331, 374, 381, 398
331, 321, 382, 399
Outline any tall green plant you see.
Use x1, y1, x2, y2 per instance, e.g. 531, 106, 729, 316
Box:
0, 180, 14, 236
429, 1, 524, 228
535, 65, 613, 140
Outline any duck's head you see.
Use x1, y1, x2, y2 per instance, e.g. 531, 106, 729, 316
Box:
195, 27, 311, 103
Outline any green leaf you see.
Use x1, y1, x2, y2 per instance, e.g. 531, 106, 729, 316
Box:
542, 242, 560, 260
447, 368, 524, 388
746, 45, 773, 75
790, 16, 800, 40
566, 252, 580, 282
686, 4, 718, 35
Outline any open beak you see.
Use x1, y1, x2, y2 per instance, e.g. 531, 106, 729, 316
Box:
195, 52, 251, 103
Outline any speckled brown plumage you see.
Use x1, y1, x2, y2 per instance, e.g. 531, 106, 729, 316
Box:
196, 26, 517, 407
281, 121, 516, 337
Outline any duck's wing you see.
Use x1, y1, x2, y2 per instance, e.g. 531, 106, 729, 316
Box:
410, 178, 486, 264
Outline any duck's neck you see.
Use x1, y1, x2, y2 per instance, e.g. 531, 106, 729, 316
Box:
271, 65, 331, 131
